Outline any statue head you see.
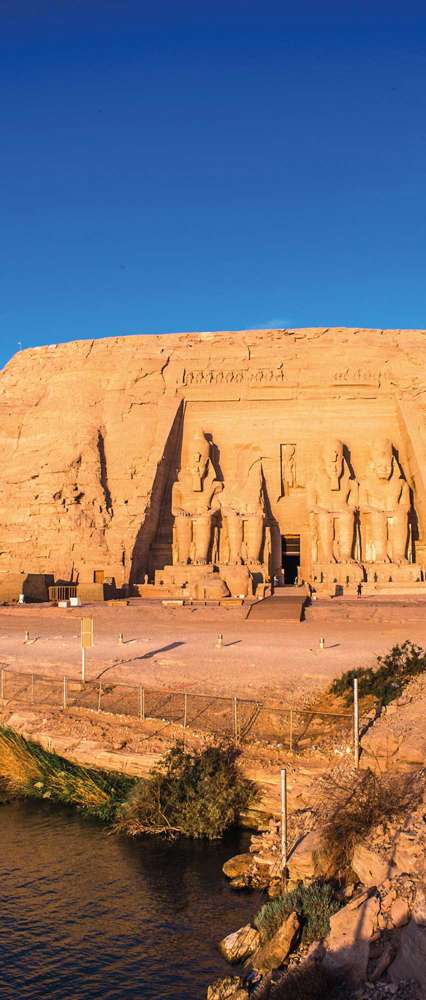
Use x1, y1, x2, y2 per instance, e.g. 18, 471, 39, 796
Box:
186, 429, 210, 491
322, 439, 344, 489
372, 439, 393, 480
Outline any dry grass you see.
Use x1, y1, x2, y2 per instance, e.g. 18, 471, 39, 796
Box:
0, 726, 42, 787
0, 725, 133, 820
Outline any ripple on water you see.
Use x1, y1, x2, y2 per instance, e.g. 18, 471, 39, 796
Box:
0, 800, 260, 999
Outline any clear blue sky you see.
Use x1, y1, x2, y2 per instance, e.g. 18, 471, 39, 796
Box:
1, 1, 426, 367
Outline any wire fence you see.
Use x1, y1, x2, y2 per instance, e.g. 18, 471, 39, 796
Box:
0, 665, 353, 750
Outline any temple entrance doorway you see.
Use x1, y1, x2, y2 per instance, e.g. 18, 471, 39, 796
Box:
281, 534, 300, 584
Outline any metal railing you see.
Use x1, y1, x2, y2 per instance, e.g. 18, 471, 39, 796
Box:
0, 665, 353, 750
48, 585, 78, 602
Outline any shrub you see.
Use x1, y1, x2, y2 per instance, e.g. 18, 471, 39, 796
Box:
116, 741, 256, 839
320, 767, 422, 877
330, 640, 426, 707
254, 881, 340, 945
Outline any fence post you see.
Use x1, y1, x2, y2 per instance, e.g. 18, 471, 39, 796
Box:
97, 683, 102, 712
0, 668, 4, 700
353, 677, 359, 768
233, 697, 238, 741
280, 767, 288, 879
289, 709, 293, 753
183, 692, 188, 729
139, 686, 145, 721
63, 677, 67, 710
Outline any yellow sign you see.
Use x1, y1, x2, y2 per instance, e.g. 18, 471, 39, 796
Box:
81, 617, 94, 649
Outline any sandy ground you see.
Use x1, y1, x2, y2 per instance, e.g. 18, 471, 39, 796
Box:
0, 598, 426, 701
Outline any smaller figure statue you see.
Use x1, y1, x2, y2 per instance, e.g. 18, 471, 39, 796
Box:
307, 439, 357, 563
241, 461, 265, 564
282, 443, 296, 493
359, 440, 410, 564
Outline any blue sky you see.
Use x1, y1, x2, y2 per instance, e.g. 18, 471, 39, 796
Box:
1, 1, 426, 367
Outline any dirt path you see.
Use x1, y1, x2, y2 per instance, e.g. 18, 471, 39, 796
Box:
0, 599, 425, 701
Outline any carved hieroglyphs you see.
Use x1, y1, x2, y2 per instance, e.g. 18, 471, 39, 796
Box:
0, 327, 425, 598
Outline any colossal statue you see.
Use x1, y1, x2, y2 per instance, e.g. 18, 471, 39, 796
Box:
219, 459, 265, 565
171, 431, 223, 565
359, 440, 410, 564
308, 439, 357, 563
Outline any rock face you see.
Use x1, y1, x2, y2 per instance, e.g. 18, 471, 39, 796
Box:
1, 328, 426, 593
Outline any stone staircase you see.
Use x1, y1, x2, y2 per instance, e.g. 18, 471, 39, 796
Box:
245, 589, 307, 622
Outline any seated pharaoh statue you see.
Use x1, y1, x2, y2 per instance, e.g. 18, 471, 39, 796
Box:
171, 430, 223, 565
359, 439, 410, 565
308, 439, 358, 565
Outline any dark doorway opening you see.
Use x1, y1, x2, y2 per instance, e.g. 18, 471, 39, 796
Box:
281, 535, 300, 584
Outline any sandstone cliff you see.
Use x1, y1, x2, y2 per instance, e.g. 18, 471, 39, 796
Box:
0, 328, 425, 586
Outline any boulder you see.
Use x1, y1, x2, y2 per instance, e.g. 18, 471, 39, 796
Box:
351, 842, 389, 887
219, 925, 260, 963
389, 897, 410, 928
229, 877, 249, 890
287, 829, 334, 881
207, 976, 249, 1000
388, 919, 426, 989
223, 854, 252, 880
323, 894, 380, 984
252, 911, 300, 974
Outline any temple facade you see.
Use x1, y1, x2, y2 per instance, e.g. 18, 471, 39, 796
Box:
0, 327, 425, 599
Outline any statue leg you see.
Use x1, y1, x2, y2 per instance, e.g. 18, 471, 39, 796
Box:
337, 511, 355, 562
193, 514, 212, 565
391, 509, 408, 563
370, 511, 388, 562
174, 515, 192, 565
245, 514, 264, 563
226, 512, 243, 565
318, 512, 334, 562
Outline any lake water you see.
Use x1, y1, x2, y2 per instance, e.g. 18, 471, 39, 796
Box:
0, 800, 260, 999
